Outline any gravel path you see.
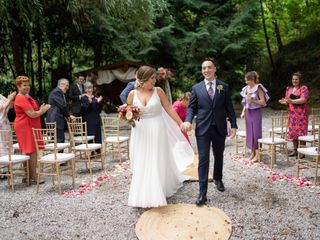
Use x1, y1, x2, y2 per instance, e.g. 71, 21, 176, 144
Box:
1, 108, 319, 240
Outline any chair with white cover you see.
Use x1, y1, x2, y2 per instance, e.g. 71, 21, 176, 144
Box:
297, 134, 320, 185
32, 127, 75, 194
0, 129, 30, 191
67, 121, 103, 176
258, 116, 289, 168
102, 117, 129, 163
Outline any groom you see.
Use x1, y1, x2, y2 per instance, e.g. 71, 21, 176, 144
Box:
181, 57, 237, 206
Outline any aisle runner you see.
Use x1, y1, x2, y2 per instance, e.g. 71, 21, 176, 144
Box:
61, 161, 131, 197
61, 154, 203, 197
229, 153, 320, 196
182, 154, 213, 181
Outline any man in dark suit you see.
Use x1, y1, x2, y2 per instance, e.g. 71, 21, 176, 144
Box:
47, 78, 75, 143
181, 57, 237, 206
69, 74, 85, 116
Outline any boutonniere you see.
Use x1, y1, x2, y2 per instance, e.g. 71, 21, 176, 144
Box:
216, 85, 224, 93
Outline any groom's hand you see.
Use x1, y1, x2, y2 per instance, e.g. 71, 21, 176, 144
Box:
181, 122, 192, 132
229, 128, 237, 139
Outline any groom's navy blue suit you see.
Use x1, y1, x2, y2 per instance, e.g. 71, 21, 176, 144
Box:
185, 79, 237, 195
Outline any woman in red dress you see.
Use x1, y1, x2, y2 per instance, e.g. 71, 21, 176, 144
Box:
279, 72, 309, 156
172, 92, 192, 143
14, 76, 50, 182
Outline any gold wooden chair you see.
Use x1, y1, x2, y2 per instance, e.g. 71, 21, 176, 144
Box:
32, 127, 76, 194
308, 108, 320, 133
268, 110, 288, 138
102, 117, 129, 163
236, 130, 246, 155
298, 115, 320, 149
71, 117, 95, 143
258, 116, 289, 168
67, 121, 103, 176
297, 134, 320, 185
10, 123, 20, 153
44, 122, 71, 153
0, 129, 30, 191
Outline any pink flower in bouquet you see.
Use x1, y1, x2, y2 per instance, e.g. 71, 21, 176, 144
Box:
118, 104, 141, 127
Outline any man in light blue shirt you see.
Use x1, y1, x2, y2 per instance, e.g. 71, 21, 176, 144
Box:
120, 80, 135, 104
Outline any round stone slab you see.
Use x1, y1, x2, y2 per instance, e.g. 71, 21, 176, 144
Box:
135, 203, 232, 240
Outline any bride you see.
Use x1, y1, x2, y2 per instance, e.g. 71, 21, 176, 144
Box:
126, 66, 194, 208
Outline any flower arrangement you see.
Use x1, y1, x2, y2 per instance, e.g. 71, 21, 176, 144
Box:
118, 104, 141, 127
216, 85, 224, 93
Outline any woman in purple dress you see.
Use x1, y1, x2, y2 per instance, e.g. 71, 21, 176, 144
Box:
240, 71, 269, 162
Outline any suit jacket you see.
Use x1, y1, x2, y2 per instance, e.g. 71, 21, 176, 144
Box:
120, 80, 135, 104
47, 87, 69, 129
185, 79, 237, 137
69, 84, 84, 114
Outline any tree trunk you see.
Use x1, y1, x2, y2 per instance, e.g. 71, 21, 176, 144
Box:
0, 40, 15, 77
9, 28, 25, 75
27, 38, 35, 96
93, 42, 102, 67
259, 0, 275, 71
36, 23, 43, 97
272, 19, 283, 51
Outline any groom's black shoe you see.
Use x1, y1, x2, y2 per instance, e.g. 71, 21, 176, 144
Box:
214, 180, 225, 192
195, 194, 207, 206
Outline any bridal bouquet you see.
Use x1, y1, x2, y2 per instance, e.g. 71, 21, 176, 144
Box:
118, 104, 141, 127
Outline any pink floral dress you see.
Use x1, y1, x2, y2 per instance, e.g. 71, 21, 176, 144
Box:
285, 85, 309, 140
172, 100, 190, 143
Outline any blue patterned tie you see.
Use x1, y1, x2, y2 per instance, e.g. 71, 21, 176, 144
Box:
208, 82, 214, 99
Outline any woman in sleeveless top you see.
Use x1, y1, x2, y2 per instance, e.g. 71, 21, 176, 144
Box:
126, 66, 194, 208
240, 71, 269, 162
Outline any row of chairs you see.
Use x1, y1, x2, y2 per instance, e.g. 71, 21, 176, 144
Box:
236, 110, 320, 185
0, 117, 130, 193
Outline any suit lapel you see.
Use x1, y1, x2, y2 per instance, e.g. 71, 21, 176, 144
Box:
212, 80, 221, 108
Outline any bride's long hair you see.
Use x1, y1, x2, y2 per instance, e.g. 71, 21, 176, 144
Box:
135, 66, 156, 89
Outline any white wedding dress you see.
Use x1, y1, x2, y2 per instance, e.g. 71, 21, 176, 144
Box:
128, 88, 194, 208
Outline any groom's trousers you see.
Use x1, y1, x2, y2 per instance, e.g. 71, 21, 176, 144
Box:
196, 125, 226, 195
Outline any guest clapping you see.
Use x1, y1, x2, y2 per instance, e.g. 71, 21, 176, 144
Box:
240, 71, 269, 162
82, 82, 103, 143
13, 76, 50, 183
47, 79, 75, 143
172, 92, 192, 142
279, 72, 309, 157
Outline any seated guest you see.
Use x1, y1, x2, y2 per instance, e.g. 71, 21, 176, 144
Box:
47, 79, 75, 143
240, 71, 269, 162
172, 92, 192, 142
120, 80, 135, 104
69, 74, 86, 117
279, 72, 309, 157
82, 82, 103, 143
14, 76, 50, 183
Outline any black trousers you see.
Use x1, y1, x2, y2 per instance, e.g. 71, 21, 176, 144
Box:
196, 125, 226, 195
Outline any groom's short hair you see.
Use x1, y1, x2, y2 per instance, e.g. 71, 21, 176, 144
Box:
203, 57, 216, 66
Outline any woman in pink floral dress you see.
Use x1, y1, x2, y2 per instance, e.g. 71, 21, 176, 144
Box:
279, 72, 309, 156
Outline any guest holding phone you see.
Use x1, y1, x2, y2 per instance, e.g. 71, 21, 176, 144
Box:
279, 72, 309, 157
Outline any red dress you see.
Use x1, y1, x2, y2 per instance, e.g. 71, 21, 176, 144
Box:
285, 85, 309, 140
14, 94, 41, 154
172, 100, 190, 143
